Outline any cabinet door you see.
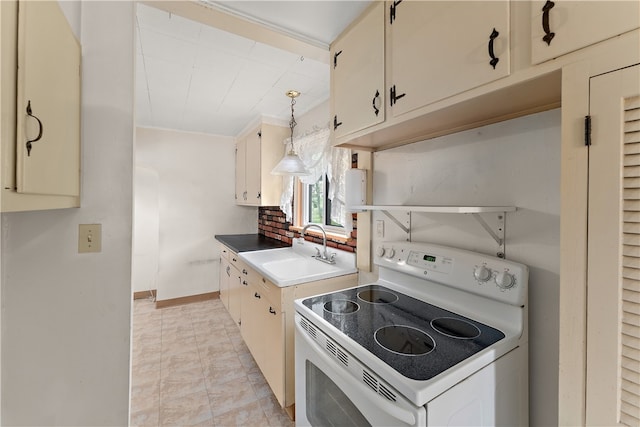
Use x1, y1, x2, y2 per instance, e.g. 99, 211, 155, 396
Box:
332, 1, 385, 138
587, 65, 640, 426
228, 264, 242, 326
245, 129, 262, 205
531, 0, 640, 65
240, 281, 263, 361
261, 301, 285, 406
235, 138, 246, 204
219, 256, 231, 310
389, 1, 509, 118
16, 1, 80, 196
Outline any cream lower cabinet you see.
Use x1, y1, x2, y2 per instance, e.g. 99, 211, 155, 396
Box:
388, 1, 510, 118
235, 122, 289, 206
219, 256, 231, 310
530, 0, 640, 65
233, 260, 357, 415
0, 0, 81, 212
222, 246, 243, 326
240, 278, 285, 404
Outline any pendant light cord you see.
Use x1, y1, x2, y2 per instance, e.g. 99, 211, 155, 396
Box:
289, 97, 297, 152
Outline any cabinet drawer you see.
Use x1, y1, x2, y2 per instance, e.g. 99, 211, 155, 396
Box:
252, 276, 282, 312
220, 245, 230, 261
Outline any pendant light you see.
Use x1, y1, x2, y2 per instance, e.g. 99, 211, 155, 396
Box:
271, 90, 310, 176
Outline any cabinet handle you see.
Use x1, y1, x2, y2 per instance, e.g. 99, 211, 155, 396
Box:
541, 0, 555, 46
372, 90, 381, 116
257, 192, 261, 199
390, 85, 406, 107
390, 0, 403, 25
254, 292, 261, 299
226, 266, 231, 277
488, 28, 500, 69
242, 269, 248, 275
269, 307, 276, 315
25, 100, 43, 157
333, 50, 342, 68
232, 257, 237, 262
242, 280, 248, 286
333, 115, 343, 131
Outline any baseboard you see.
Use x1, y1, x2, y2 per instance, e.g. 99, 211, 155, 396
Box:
133, 289, 157, 300
155, 291, 219, 309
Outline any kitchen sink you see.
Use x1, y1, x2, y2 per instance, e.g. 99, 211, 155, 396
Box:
238, 239, 357, 287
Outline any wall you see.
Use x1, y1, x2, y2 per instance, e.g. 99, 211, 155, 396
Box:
135, 127, 257, 302
1, 2, 134, 425
132, 166, 159, 294
370, 109, 560, 426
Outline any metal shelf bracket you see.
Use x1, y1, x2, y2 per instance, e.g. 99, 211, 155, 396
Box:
471, 212, 506, 258
381, 210, 412, 241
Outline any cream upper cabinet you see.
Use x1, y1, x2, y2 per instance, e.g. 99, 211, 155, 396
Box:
388, 1, 510, 118
235, 136, 247, 204
235, 122, 288, 206
331, 1, 385, 139
1, 0, 81, 212
531, 0, 640, 65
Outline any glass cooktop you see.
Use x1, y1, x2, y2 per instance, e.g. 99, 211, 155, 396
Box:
302, 284, 505, 381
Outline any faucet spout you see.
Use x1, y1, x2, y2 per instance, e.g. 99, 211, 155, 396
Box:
301, 224, 335, 264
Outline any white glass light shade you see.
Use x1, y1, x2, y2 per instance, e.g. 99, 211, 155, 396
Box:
271, 150, 310, 176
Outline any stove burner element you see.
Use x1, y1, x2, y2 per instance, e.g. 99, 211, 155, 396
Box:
375, 325, 435, 356
431, 317, 481, 339
357, 289, 399, 304
323, 299, 359, 314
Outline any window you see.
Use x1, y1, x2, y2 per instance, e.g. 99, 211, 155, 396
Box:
297, 174, 343, 232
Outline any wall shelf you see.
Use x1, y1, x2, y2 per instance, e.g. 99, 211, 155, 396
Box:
351, 205, 517, 258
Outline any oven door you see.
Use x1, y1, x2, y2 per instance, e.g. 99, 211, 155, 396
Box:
295, 313, 426, 427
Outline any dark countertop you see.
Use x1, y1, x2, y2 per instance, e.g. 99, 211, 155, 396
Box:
215, 234, 291, 253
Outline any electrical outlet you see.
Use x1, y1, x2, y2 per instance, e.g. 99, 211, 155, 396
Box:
376, 220, 384, 238
78, 224, 102, 253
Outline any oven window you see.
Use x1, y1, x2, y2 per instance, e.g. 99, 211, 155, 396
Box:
306, 360, 371, 426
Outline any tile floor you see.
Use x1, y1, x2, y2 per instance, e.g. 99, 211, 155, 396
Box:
130, 296, 295, 427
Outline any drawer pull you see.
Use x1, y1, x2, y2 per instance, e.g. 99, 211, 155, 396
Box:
372, 90, 381, 116
541, 0, 555, 46
488, 28, 499, 69
242, 269, 248, 275
269, 307, 276, 315
232, 257, 237, 262
254, 292, 261, 299
25, 100, 44, 156
242, 280, 248, 286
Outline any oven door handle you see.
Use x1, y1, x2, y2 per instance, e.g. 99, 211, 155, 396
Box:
296, 320, 417, 426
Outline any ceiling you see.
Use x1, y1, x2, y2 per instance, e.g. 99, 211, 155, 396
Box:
135, 1, 371, 137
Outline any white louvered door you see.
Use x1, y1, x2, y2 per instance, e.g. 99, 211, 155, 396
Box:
588, 64, 640, 426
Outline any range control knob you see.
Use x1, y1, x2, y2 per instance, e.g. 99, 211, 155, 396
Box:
473, 265, 492, 282
376, 247, 386, 257
385, 248, 396, 259
495, 271, 516, 289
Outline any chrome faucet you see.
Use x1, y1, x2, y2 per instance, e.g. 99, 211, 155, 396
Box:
301, 224, 336, 264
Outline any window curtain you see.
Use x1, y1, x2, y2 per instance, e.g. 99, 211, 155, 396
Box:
279, 126, 352, 232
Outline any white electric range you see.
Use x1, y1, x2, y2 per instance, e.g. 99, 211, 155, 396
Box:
294, 241, 529, 426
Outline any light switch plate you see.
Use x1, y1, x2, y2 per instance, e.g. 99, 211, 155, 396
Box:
376, 220, 384, 238
79, 224, 102, 253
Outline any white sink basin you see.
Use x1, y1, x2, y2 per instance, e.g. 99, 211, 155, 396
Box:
238, 239, 357, 287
